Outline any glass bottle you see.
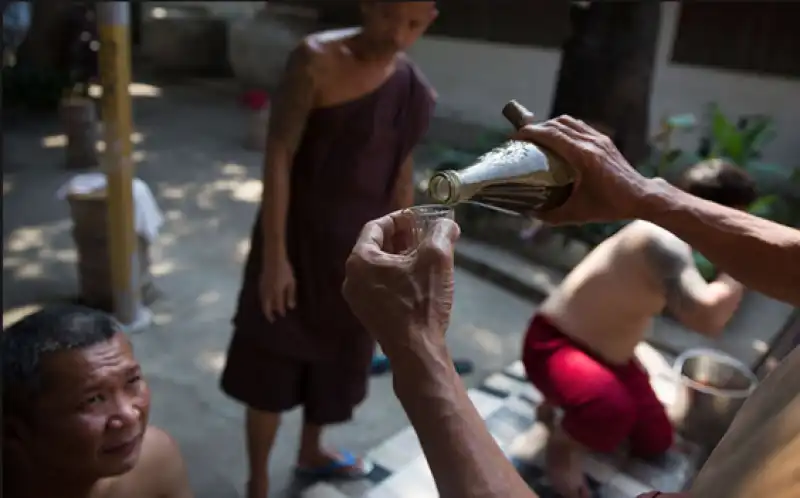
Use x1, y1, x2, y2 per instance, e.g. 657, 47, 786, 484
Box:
427, 101, 576, 216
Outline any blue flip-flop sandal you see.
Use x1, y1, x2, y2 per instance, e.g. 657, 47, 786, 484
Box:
295, 451, 374, 480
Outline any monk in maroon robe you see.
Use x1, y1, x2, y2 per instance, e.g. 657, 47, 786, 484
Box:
219, 3, 439, 497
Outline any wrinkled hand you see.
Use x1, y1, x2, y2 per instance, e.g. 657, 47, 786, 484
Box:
342, 212, 460, 360
260, 253, 296, 323
514, 115, 656, 224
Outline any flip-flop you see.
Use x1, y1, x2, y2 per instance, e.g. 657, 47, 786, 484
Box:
453, 359, 474, 376
370, 354, 391, 375
295, 451, 374, 480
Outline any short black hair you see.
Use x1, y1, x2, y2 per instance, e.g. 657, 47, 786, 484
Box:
1, 304, 121, 420
677, 159, 758, 208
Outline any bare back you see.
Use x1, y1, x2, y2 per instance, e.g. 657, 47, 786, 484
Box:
540, 220, 693, 364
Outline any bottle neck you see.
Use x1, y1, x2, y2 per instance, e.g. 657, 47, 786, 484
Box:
428, 170, 462, 205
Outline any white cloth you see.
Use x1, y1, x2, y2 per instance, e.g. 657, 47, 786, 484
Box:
57, 173, 164, 243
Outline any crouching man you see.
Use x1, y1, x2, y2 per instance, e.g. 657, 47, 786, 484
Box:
522, 159, 756, 498
2, 304, 193, 498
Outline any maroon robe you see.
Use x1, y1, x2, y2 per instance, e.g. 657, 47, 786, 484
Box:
221, 57, 435, 423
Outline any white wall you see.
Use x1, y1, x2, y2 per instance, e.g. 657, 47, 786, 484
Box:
408, 3, 800, 165
143, 2, 799, 165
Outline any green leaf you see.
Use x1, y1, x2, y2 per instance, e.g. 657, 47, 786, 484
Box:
748, 194, 781, 218
693, 251, 717, 282
710, 106, 744, 164
740, 117, 775, 162
790, 168, 800, 186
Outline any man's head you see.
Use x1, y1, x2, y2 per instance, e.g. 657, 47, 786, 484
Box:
2, 304, 150, 480
676, 158, 757, 210
360, 1, 437, 56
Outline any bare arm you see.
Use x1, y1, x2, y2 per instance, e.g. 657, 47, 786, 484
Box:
640, 222, 744, 335
391, 155, 416, 211
640, 179, 800, 307
261, 41, 318, 256
393, 346, 538, 498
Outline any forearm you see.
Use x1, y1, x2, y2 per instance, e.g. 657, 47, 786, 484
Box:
392, 340, 537, 498
258, 40, 316, 256
644, 179, 800, 306
260, 155, 291, 255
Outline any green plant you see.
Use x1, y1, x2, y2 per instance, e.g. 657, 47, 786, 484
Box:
563, 112, 701, 246
701, 104, 799, 227
559, 104, 799, 249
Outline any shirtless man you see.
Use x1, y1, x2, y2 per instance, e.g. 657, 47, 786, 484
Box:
1, 304, 192, 498
521, 159, 756, 498
219, 2, 438, 497
342, 116, 800, 498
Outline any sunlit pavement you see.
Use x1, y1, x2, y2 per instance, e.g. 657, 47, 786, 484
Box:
3, 82, 537, 497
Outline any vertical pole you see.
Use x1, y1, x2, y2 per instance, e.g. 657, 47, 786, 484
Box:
97, 2, 140, 326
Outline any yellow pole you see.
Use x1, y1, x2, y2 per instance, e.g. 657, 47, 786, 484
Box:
97, 2, 140, 326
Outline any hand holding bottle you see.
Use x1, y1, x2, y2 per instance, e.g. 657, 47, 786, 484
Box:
514, 115, 658, 224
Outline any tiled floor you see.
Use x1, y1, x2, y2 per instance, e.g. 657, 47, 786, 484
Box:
301, 348, 703, 497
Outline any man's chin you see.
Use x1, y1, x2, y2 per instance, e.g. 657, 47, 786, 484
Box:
101, 437, 144, 476
102, 452, 141, 477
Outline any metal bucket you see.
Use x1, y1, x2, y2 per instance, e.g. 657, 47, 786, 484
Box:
673, 348, 757, 451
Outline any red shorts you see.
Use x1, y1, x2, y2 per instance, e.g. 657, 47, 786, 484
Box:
522, 314, 673, 456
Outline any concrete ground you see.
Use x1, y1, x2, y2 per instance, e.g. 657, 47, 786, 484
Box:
3, 82, 536, 497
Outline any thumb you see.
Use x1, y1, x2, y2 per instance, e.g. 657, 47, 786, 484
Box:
416, 219, 459, 270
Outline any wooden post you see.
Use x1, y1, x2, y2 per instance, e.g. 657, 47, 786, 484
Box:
97, 2, 142, 326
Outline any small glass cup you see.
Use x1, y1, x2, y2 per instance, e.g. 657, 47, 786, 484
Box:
400, 204, 455, 254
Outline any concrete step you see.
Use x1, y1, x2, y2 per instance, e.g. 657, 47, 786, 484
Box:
454, 237, 565, 303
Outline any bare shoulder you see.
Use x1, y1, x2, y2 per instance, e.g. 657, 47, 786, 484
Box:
136, 426, 191, 496
624, 221, 691, 263
615, 220, 694, 286
287, 35, 326, 76
140, 425, 181, 461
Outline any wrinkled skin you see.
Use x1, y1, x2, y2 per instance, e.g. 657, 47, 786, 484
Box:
514, 115, 659, 225
342, 212, 459, 360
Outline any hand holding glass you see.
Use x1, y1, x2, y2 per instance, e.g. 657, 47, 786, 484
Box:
398, 205, 455, 255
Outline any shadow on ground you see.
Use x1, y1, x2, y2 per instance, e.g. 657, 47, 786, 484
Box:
3, 80, 535, 497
